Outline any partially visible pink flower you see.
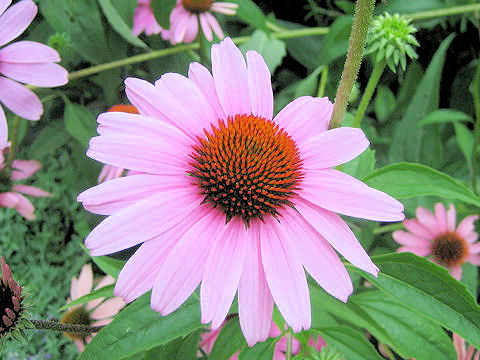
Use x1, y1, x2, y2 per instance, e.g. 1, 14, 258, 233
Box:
132, 0, 164, 36
453, 333, 479, 360
393, 203, 479, 279
0, 0, 68, 136
165, 0, 238, 44
61, 264, 126, 353
200, 320, 326, 360
0, 147, 50, 220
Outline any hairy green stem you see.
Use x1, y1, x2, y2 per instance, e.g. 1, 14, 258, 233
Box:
472, 58, 480, 194
330, 0, 375, 129
286, 332, 293, 360
30, 319, 104, 335
6, 116, 21, 168
408, 3, 480, 21
353, 59, 386, 128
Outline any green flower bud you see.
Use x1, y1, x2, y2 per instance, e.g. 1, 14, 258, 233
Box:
47, 32, 73, 57
365, 13, 420, 73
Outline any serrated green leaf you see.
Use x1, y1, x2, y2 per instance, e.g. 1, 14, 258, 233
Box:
60, 284, 114, 311
419, 109, 473, 126
151, 0, 176, 29
363, 162, 480, 208
239, 30, 286, 73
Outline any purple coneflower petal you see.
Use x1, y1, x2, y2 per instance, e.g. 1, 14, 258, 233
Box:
0, 0, 36, 47
247, 51, 273, 120
0, 76, 42, 120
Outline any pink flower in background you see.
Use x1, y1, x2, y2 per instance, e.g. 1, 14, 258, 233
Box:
0, 0, 68, 138
78, 37, 404, 345
453, 333, 479, 360
61, 264, 126, 352
165, 0, 238, 44
393, 203, 479, 279
132, 0, 164, 36
0, 147, 50, 220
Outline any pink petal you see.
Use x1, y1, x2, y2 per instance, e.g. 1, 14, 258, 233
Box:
0, 1, 12, 17
0, 191, 35, 219
238, 220, 273, 346
87, 276, 115, 310
403, 219, 434, 239
295, 197, 378, 275
467, 254, 480, 265
98, 164, 124, 183
90, 297, 125, 320
75, 264, 93, 299
151, 209, 224, 315
466, 232, 478, 243
12, 184, 51, 197
450, 265, 462, 280
172, 10, 189, 44
300, 169, 404, 222
211, 2, 238, 15
182, 13, 199, 43
0, 62, 67, 87
246, 50, 273, 120
74, 339, 85, 352
281, 207, 353, 302
434, 203, 448, 234
397, 245, 431, 256
273, 96, 332, 145
78, 174, 191, 216
468, 242, 480, 254
260, 217, 311, 332
85, 188, 202, 256
300, 127, 369, 169
0, 76, 42, 120
87, 134, 189, 175
199, 13, 212, 41
205, 12, 223, 39
0, 40, 60, 63
0, 0, 37, 47
415, 207, 441, 237
188, 62, 225, 121
0, 106, 7, 146
392, 230, 431, 248
211, 37, 250, 117
446, 204, 457, 231
201, 218, 247, 328
124, 78, 169, 121
457, 215, 479, 240
10, 159, 40, 180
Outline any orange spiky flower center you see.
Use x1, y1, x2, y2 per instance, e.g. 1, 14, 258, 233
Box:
431, 232, 468, 267
189, 115, 303, 224
182, 0, 213, 13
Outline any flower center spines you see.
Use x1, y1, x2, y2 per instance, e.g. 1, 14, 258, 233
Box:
181, 0, 213, 13
431, 232, 468, 267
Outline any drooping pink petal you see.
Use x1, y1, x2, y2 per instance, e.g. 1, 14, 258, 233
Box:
188, 62, 225, 120
247, 51, 273, 120
238, 220, 273, 346
199, 13, 212, 41
0, 76, 42, 120
85, 188, 202, 256
392, 230, 431, 248
201, 218, 247, 328
469, 242, 480, 254
403, 219, 434, 239
450, 265, 462, 280
0, 1, 12, 18
281, 207, 353, 302
78, 174, 191, 215
12, 184, 51, 197
466, 233, 478, 243
446, 204, 456, 232
75, 264, 93, 299
0, 0, 37, 47
260, 217, 311, 332
0, 40, 60, 63
10, 159, 40, 180
457, 215, 479, 240
467, 254, 480, 265
273, 96, 332, 145
434, 203, 448, 234
0, 62, 67, 87
0, 191, 35, 219
300, 169, 404, 222
182, 13, 199, 43
300, 127, 369, 169
74, 339, 85, 352
295, 197, 378, 275
90, 297, 125, 320
151, 209, 224, 315
172, 10, 190, 44
415, 207, 441, 236
211, 37, 250, 117
205, 12, 224, 39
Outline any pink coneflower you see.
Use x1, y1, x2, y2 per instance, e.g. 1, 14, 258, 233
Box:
132, 0, 163, 36
166, 0, 238, 44
453, 333, 479, 360
200, 320, 327, 359
97, 105, 139, 183
0, 146, 50, 220
0, 0, 68, 136
393, 203, 479, 279
78, 37, 404, 345
61, 264, 126, 352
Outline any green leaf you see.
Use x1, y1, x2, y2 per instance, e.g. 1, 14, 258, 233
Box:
389, 34, 454, 163
314, 326, 383, 360
318, 16, 352, 65
112, 0, 137, 27
347, 252, 480, 349
99, 0, 148, 48
232, 0, 268, 31
238, 338, 276, 360
461, 263, 478, 297
59, 284, 114, 311
454, 122, 475, 166
294, 66, 323, 98
30, 121, 70, 157
79, 294, 202, 360
210, 318, 247, 360
63, 103, 97, 147
91, 256, 125, 278
342, 148, 376, 180
419, 109, 473, 126
363, 162, 480, 208
353, 291, 456, 360
239, 30, 286, 73
373, 85, 396, 122
151, 0, 176, 29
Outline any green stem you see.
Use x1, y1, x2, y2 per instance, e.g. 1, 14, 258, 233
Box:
372, 222, 404, 235
330, 0, 376, 129
6, 116, 21, 168
30, 319, 104, 336
408, 3, 480, 21
317, 65, 329, 98
353, 59, 386, 128
286, 332, 293, 360
471, 58, 480, 194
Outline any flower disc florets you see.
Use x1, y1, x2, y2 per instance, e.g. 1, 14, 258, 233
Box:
0, 258, 25, 340
60, 307, 92, 340
182, 0, 213, 13
432, 232, 468, 267
365, 13, 419, 72
189, 114, 304, 224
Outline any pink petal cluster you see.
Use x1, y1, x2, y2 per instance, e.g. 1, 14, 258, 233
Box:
165, 0, 238, 44
200, 320, 327, 359
393, 203, 479, 279
0, 0, 68, 142
64, 264, 126, 352
0, 147, 50, 220
132, 0, 163, 36
78, 38, 404, 345
453, 333, 479, 360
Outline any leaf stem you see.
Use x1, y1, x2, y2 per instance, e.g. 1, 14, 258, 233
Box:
408, 3, 480, 21
29, 319, 104, 335
372, 222, 404, 235
353, 59, 386, 128
286, 332, 293, 360
330, 0, 376, 128
6, 116, 21, 168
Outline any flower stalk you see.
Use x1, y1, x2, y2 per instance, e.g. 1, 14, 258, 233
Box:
6, 116, 21, 168
29, 319, 104, 336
